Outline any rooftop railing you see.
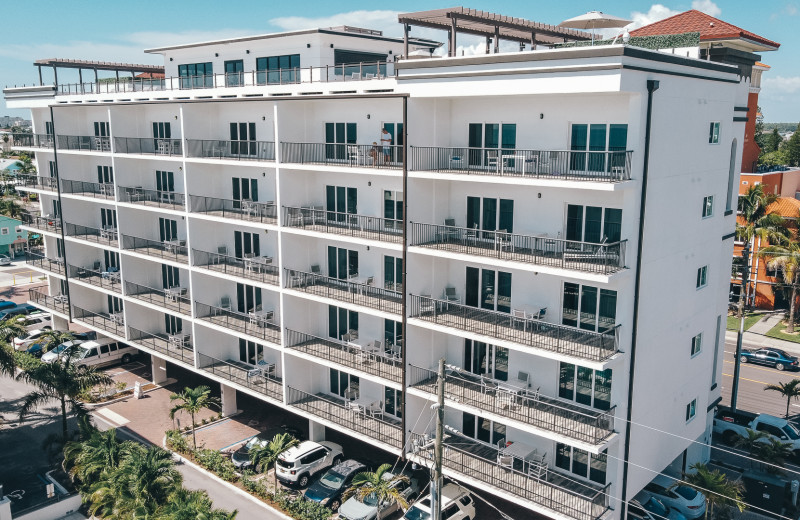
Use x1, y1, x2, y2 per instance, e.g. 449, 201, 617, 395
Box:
72, 305, 125, 336
198, 352, 283, 403
128, 325, 194, 365
61, 179, 115, 199
113, 137, 182, 156
195, 301, 281, 345
189, 195, 277, 224
280, 143, 403, 170
192, 248, 279, 286
118, 186, 185, 209
28, 287, 69, 315
124, 280, 191, 316
57, 135, 111, 152
284, 268, 402, 315
282, 206, 402, 243
185, 139, 275, 161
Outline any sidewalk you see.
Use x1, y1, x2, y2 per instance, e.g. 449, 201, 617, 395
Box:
725, 325, 800, 357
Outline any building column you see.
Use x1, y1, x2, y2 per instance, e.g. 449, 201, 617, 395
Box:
52, 314, 69, 331
0, 495, 11, 520
220, 383, 237, 416
151, 356, 168, 385
308, 420, 325, 442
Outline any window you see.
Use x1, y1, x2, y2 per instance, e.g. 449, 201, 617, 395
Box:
727, 139, 738, 212
691, 333, 702, 357
326, 185, 357, 220
328, 305, 358, 340
712, 316, 721, 386
384, 190, 403, 227
224, 59, 244, 86
570, 123, 628, 173
686, 399, 697, 421
384, 319, 402, 348
236, 283, 261, 313
467, 196, 514, 234
324, 122, 357, 160
462, 412, 506, 446
234, 230, 260, 259
333, 49, 387, 77
329, 368, 359, 398
709, 122, 720, 144
0, 228, 8, 235
465, 266, 512, 313
232, 177, 258, 206
327, 246, 358, 279
562, 283, 617, 333
100, 344, 110, 354
696, 266, 708, 289
14, 226, 21, 233
467, 123, 516, 168
465, 340, 509, 381
229, 122, 256, 156
566, 205, 623, 243
239, 339, 264, 365
48, 161, 57, 177
556, 444, 608, 484
178, 62, 213, 88
100, 208, 117, 229
158, 217, 177, 241
384, 387, 403, 418
256, 54, 300, 84
559, 362, 612, 410
384, 255, 402, 291
702, 196, 713, 218
156, 170, 175, 198
97, 165, 114, 184
108, 295, 123, 313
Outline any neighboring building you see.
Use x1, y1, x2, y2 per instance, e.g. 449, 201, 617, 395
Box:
4, 10, 748, 520
0, 215, 28, 257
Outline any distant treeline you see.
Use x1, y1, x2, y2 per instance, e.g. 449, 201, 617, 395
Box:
764, 123, 799, 132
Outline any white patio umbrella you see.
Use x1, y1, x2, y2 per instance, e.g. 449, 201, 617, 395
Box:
558, 11, 633, 45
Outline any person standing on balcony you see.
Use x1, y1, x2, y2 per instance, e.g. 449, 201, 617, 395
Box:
381, 128, 393, 164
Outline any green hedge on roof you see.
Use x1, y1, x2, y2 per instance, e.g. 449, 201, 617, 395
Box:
556, 32, 701, 50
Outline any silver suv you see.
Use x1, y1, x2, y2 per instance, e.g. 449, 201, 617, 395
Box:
275, 440, 343, 487
404, 483, 476, 520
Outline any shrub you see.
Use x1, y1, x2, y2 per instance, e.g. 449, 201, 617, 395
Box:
165, 429, 190, 454
116, 381, 127, 392
274, 491, 332, 520
13, 351, 42, 371
201, 418, 208, 425
194, 449, 238, 483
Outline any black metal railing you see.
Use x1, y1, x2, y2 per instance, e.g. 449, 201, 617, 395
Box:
61, 179, 115, 198
67, 263, 122, 293
26, 249, 65, 276
57, 135, 112, 152
185, 139, 276, 161
284, 268, 402, 315
10, 133, 54, 148
286, 387, 402, 448
22, 213, 61, 233
121, 234, 188, 263
192, 249, 279, 286
410, 147, 632, 182
197, 352, 283, 402
13, 175, 58, 191
72, 305, 125, 336
113, 137, 182, 156
280, 143, 403, 170
118, 186, 185, 209
195, 301, 281, 345
285, 329, 402, 384
28, 287, 69, 315
189, 195, 277, 224
64, 222, 118, 246
124, 280, 191, 315
408, 365, 615, 445
282, 206, 403, 243
127, 326, 194, 364
409, 295, 618, 363
410, 223, 626, 275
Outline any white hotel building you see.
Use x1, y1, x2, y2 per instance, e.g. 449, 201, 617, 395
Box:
4, 8, 750, 520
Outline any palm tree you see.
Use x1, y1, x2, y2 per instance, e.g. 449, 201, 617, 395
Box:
681, 463, 745, 520
169, 385, 221, 450
159, 488, 238, 520
734, 428, 768, 467
33, 330, 75, 355
0, 198, 23, 219
761, 240, 800, 332
0, 342, 15, 377
755, 437, 793, 475
249, 432, 299, 490
764, 379, 800, 418
343, 463, 410, 520
64, 428, 133, 488
0, 315, 28, 343
16, 355, 112, 439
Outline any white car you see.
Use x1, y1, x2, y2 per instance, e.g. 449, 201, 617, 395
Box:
17, 312, 52, 332
0, 255, 11, 266
14, 328, 58, 351
275, 440, 343, 487
404, 483, 476, 520
640, 475, 706, 520
40, 340, 86, 363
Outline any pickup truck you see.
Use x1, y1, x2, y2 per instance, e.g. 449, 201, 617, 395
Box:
713, 406, 800, 458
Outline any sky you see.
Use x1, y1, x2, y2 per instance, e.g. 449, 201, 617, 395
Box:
1, 0, 798, 122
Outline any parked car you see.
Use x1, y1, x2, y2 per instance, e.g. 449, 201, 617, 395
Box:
17, 312, 52, 332
230, 425, 304, 469
25, 331, 96, 357
404, 483, 476, 520
0, 254, 11, 265
739, 347, 799, 371
40, 340, 86, 363
629, 496, 687, 520
304, 459, 366, 512
0, 300, 16, 312
275, 440, 343, 487
0, 304, 38, 320
48, 339, 138, 367
713, 405, 800, 458
639, 476, 706, 520
339, 470, 420, 520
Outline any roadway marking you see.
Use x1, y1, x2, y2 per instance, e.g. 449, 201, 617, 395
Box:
721, 373, 771, 385
722, 359, 793, 374
95, 407, 129, 426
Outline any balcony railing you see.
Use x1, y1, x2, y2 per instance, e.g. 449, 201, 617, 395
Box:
72, 305, 125, 337
409, 432, 609, 520
113, 137, 182, 157
29, 288, 69, 315
192, 249, 279, 286
281, 143, 402, 170
124, 280, 191, 316
67, 264, 122, 293
57, 135, 111, 152
285, 329, 402, 384
286, 386, 402, 449
409, 295, 618, 363
189, 195, 277, 224
197, 352, 283, 402
282, 207, 402, 243
128, 326, 194, 364
26, 249, 65, 276
118, 186, 185, 209
408, 365, 614, 445
185, 139, 275, 161
13, 175, 58, 191
21, 213, 61, 233
61, 179, 115, 199
284, 268, 402, 315
409, 223, 626, 275
64, 223, 119, 246
195, 301, 281, 345
121, 234, 188, 263
410, 147, 632, 182
10, 133, 54, 148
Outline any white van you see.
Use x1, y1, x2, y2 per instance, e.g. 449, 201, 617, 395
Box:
70, 339, 138, 368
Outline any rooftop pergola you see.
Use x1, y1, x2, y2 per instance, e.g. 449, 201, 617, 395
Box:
398, 7, 593, 56
33, 58, 164, 86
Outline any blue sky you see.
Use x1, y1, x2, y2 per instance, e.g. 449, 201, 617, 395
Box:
1, 0, 798, 121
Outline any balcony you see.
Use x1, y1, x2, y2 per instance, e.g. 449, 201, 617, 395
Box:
118, 186, 186, 210
280, 143, 402, 171
197, 352, 283, 403
121, 234, 188, 264
28, 288, 69, 315
286, 387, 402, 449
61, 179, 115, 199
409, 295, 618, 363
195, 301, 281, 345
65, 223, 119, 247
185, 139, 275, 162
10, 133, 54, 149
57, 135, 111, 152
13, 175, 57, 192
410, 224, 626, 276
282, 207, 402, 244
67, 264, 122, 293
284, 268, 402, 315
128, 326, 194, 365
113, 137, 182, 157
409, 431, 609, 520
21, 213, 61, 234
26, 249, 65, 276
285, 329, 402, 384
193, 249, 279, 286
72, 306, 125, 337
408, 365, 614, 445
124, 280, 191, 316
410, 147, 632, 182
189, 196, 277, 224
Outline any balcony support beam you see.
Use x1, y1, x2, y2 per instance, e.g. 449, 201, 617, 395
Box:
221, 383, 238, 417
152, 356, 168, 385
309, 420, 326, 442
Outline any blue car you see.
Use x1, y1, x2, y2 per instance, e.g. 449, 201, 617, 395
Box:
740, 348, 799, 371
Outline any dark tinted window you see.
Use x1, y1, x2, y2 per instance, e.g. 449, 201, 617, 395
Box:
84, 348, 98, 358
100, 344, 110, 354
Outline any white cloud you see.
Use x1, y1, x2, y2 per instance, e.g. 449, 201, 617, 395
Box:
628, 4, 681, 30
269, 10, 402, 36
762, 76, 800, 94
691, 0, 722, 17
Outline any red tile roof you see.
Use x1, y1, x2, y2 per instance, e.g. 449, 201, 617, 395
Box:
767, 197, 800, 218
629, 10, 780, 49
136, 72, 165, 79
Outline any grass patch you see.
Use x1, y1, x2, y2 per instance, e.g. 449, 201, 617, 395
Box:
766, 320, 800, 343
726, 312, 762, 331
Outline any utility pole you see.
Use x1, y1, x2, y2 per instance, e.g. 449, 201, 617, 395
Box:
432, 358, 445, 520
731, 239, 751, 412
